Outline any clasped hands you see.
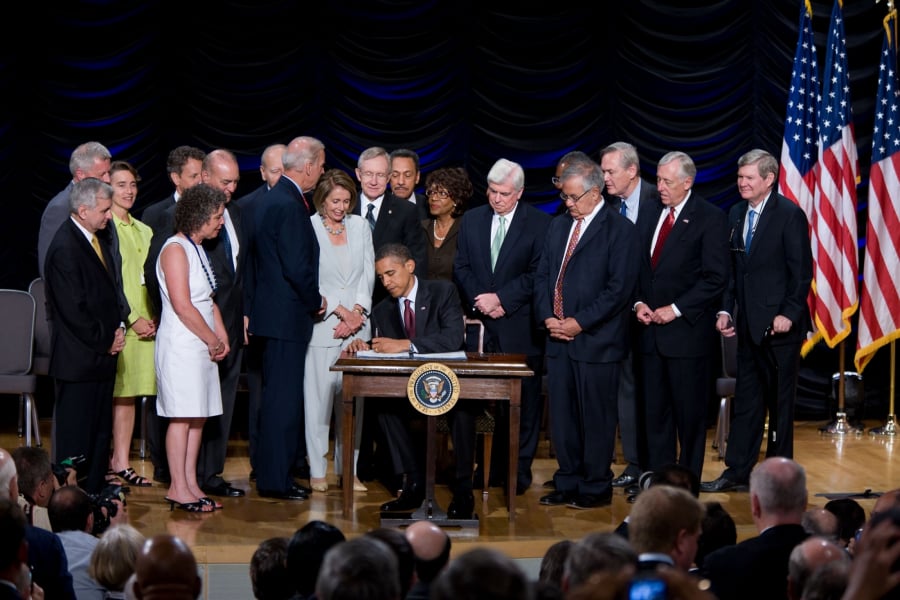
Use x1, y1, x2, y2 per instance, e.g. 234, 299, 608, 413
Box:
544, 316, 582, 341
207, 337, 229, 361
635, 302, 676, 325
108, 327, 126, 355
473, 293, 505, 319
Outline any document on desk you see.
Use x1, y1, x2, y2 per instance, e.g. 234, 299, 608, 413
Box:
355, 350, 468, 360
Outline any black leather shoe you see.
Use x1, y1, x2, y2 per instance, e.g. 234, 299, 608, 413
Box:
611, 473, 637, 488
447, 492, 475, 519
625, 484, 641, 496
258, 484, 309, 500
700, 476, 747, 493
568, 491, 612, 509
539, 490, 574, 506
380, 485, 425, 512
202, 482, 246, 497
293, 482, 313, 494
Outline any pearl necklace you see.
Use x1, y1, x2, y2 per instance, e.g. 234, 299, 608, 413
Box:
321, 215, 345, 235
433, 219, 452, 242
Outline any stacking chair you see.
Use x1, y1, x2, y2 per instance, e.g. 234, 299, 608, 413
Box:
712, 332, 738, 460
0, 289, 40, 446
25, 278, 48, 446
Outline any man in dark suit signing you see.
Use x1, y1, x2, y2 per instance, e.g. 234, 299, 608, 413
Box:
347, 243, 466, 517
44, 178, 126, 494
453, 158, 551, 495
702, 457, 809, 600
702, 149, 812, 493
634, 151, 729, 479
535, 158, 640, 510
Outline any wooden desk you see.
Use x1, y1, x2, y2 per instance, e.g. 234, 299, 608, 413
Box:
331, 353, 533, 522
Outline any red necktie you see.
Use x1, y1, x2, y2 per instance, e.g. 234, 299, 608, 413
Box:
651, 207, 675, 269
403, 298, 416, 338
553, 218, 583, 319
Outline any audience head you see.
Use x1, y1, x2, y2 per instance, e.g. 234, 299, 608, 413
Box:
250, 536, 291, 600
695, 500, 737, 569
628, 484, 705, 570
404, 519, 451, 585
315, 535, 400, 600
799, 559, 850, 600
539, 539, 574, 589
132, 534, 201, 600
0, 498, 27, 586
313, 169, 359, 216
431, 547, 533, 600
0, 448, 16, 501
802, 508, 840, 541
787, 536, 850, 600
365, 528, 415, 598
47, 484, 92, 533
11, 446, 55, 507
287, 519, 346, 598
873, 488, 900, 517
259, 143, 287, 188
600, 141, 642, 199
562, 532, 637, 593
70, 141, 113, 183
389, 148, 421, 200
69, 177, 114, 232
424, 167, 472, 219
356, 146, 391, 202
824, 498, 866, 548
88, 523, 146, 593
646, 463, 701, 497
174, 182, 226, 238
749, 457, 808, 528
166, 145, 206, 194
283, 136, 326, 193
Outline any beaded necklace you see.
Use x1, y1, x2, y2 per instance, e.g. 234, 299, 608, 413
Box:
321, 215, 346, 235
184, 234, 218, 295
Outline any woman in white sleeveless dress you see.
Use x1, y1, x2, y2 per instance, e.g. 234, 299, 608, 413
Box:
155, 183, 229, 512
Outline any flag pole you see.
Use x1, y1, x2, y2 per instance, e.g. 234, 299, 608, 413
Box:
870, 341, 897, 436
821, 341, 863, 435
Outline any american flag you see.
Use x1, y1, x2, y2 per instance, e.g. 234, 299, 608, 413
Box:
778, 1, 819, 358
806, 0, 859, 354
855, 11, 900, 373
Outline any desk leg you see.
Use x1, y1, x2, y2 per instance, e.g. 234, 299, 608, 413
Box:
508, 379, 521, 522
341, 377, 355, 519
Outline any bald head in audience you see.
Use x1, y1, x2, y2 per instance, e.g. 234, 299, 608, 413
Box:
802, 508, 839, 540
132, 534, 201, 600
787, 536, 850, 600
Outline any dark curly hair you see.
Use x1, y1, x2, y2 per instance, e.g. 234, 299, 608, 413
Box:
425, 167, 472, 218
174, 183, 226, 236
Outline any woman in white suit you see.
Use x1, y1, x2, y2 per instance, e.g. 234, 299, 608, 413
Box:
305, 169, 374, 492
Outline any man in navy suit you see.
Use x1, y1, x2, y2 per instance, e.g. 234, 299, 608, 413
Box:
633, 151, 729, 479
702, 149, 812, 493
453, 158, 550, 495
244, 136, 326, 500
347, 244, 466, 516
535, 158, 639, 509
45, 179, 127, 495
600, 142, 663, 489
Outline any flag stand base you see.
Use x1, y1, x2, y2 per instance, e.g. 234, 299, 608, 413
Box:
869, 414, 898, 436
819, 412, 864, 435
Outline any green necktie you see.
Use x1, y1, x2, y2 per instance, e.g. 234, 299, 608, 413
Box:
491, 215, 506, 271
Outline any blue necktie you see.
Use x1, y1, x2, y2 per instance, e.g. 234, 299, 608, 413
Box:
219, 226, 234, 273
619, 200, 628, 217
366, 203, 376, 231
745, 209, 757, 252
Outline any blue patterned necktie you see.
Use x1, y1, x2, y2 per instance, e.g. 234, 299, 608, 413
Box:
745, 209, 757, 252
366, 203, 376, 231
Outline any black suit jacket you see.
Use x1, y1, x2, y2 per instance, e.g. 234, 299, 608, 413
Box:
371, 278, 464, 353
203, 202, 245, 348
44, 219, 122, 381
142, 195, 177, 319
604, 178, 662, 227
453, 202, 551, 355
354, 193, 428, 299
535, 205, 640, 362
635, 193, 730, 357
139, 194, 176, 233
245, 176, 321, 342
702, 523, 808, 600
723, 193, 812, 345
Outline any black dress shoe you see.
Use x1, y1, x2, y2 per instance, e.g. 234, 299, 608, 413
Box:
611, 473, 637, 488
202, 482, 246, 497
293, 482, 313, 494
539, 490, 574, 506
625, 484, 641, 496
447, 492, 475, 519
568, 491, 612, 509
380, 485, 425, 512
700, 476, 747, 493
258, 484, 309, 500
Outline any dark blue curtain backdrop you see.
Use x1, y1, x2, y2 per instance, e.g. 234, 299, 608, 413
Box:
2, 1, 894, 408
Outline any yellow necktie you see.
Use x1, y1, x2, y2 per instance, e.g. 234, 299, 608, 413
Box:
91, 234, 108, 270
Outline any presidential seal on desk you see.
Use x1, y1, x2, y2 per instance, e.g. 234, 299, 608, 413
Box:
407, 362, 460, 416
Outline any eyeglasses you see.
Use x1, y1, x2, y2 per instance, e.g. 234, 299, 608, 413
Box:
559, 188, 594, 204
360, 171, 388, 181
551, 176, 561, 186
426, 189, 450, 199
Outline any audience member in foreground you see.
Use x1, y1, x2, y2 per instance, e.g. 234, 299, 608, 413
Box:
286, 520, 345, 600
0, 498, 45, 600
628, 485, 705, 572
403, 520, 450, 600
88, 524, 145, 599
132, 534, 201, 600
314, 536, 399, 600
786, 536, 849, 600
430, 547, 532, 600
562, 532, 637, 596
249, 536, 291, 600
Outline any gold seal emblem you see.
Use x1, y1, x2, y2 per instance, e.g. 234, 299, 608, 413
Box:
407, 362, 459, 415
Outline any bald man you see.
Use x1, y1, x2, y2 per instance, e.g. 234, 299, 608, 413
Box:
786, 536, 850, 600
404, 520, 451, 600
132, 534, 201, 600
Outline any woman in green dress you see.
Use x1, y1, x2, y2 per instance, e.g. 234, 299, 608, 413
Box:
108, 160, 156, 487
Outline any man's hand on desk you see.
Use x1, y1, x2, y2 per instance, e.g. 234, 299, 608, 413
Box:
345, 337, 411, 354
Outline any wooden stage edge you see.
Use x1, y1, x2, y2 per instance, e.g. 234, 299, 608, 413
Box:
2, 417, 898, 566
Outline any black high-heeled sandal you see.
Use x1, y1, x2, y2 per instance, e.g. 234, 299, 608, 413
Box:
164, 497, 212, 512
198, 496, 223, 510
